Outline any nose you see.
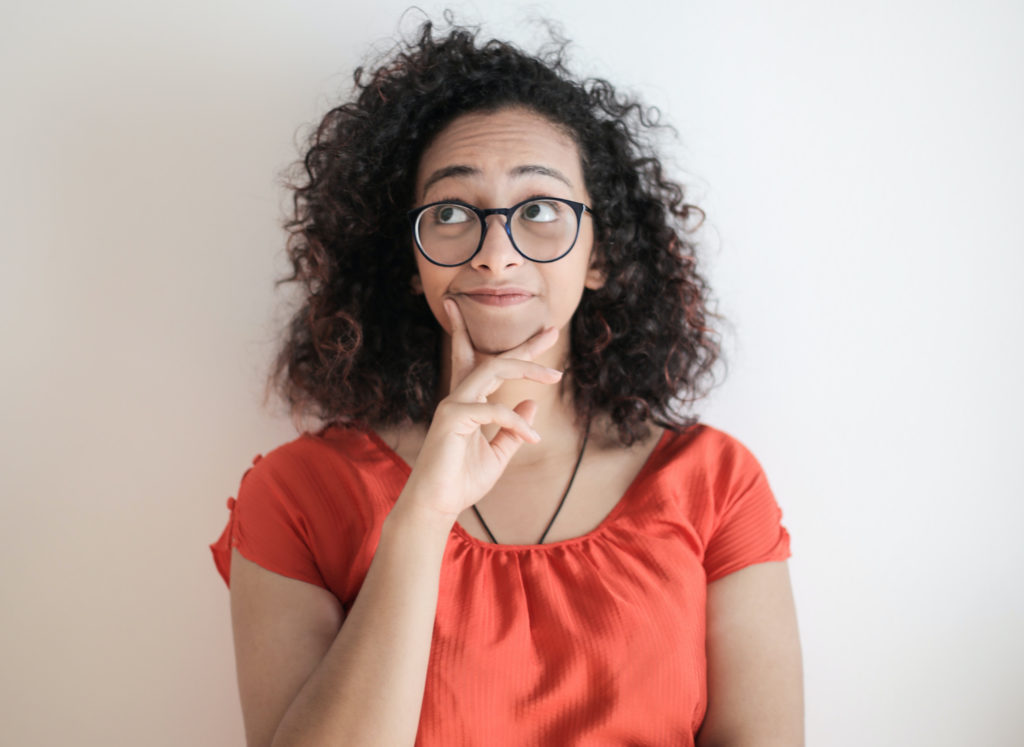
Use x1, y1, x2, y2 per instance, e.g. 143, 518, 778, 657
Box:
470, 214, 524, 272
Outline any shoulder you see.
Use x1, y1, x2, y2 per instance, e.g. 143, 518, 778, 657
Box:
641, 422, 779, 529
650, 422, 767, 479
246, 424, 389, 476
237, 424, 403, 507
585, 418, 769, 495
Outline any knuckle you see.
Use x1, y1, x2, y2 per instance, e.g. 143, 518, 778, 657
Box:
434, 400, 457, 418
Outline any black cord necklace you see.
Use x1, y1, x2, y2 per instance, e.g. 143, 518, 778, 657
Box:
471, 422, 591, 545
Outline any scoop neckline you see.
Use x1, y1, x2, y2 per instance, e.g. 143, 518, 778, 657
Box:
360, 425, 673, 552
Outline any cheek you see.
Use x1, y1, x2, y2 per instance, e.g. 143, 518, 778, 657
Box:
548, 263, 592, 323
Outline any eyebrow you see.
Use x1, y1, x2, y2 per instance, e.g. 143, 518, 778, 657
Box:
420, 164, 573, 199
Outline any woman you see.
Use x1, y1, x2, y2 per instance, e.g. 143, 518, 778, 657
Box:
210, 19, 803, 747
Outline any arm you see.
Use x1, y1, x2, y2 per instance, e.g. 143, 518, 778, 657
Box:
229, 306, 563, 747
230, 502, 454, 747
696, 561, 804, 747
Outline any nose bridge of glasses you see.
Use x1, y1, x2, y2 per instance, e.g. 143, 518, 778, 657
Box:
479, 206, 513, 232
475, 207, 521, 263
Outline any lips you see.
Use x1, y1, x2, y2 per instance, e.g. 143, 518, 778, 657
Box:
456, 287, 535, 307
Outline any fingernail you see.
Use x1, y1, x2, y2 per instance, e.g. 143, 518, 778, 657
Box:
546, 367, 563, 376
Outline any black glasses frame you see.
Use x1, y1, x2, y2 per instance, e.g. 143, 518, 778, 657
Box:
407, 196, 594, 267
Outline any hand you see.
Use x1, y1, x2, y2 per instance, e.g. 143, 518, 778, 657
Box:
396, 299, 562, 524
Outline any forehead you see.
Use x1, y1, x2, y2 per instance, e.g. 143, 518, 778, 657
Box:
415, 108, 585, 198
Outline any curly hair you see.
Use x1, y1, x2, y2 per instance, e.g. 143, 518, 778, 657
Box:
269, 17, 725, 446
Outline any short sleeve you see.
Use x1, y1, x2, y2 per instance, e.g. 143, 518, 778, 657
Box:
208, 454, 327, 590
702, 439, 791, 583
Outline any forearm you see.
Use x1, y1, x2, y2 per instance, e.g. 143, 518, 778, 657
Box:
271, 499, 453, 747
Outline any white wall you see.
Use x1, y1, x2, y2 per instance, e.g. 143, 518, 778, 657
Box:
2, 1, 1021, 744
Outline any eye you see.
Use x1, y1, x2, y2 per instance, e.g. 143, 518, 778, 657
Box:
431, 204, 472, 224
519, 200, 561, 223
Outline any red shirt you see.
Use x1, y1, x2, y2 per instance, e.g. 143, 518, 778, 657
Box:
210, 422, 791, 745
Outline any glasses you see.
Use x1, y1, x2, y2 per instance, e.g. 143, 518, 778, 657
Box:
408, 196, 594, 267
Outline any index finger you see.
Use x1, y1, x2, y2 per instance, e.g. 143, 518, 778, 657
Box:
444, 299, 476, 390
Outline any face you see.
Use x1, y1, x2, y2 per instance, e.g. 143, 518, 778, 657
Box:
412, 107, 603, 356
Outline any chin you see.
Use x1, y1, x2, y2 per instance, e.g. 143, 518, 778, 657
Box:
464, 318, 543, 355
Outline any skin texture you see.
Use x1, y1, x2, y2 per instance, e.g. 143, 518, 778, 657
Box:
698, 562, 804, 746
228, 107, 804, 746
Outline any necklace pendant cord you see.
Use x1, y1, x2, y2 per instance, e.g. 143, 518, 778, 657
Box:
471, 423, 591, 545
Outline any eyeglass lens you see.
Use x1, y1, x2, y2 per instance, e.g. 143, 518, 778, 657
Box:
415, 199, 579, 265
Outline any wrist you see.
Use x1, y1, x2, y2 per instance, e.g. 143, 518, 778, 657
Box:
386, 495, 459, 537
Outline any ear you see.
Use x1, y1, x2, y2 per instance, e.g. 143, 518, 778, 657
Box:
410, 274, 423, 294
584, 262, 605, 291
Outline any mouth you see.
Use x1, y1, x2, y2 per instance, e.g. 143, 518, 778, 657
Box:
455, 288, 535, 307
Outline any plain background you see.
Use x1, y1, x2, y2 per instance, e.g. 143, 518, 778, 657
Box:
2, 1, 1021, 744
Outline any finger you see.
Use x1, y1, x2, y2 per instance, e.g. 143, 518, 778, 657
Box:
488, 399, 540, 464
498, 324, 560, 363
514, 398, 538, 426
443, 401, 541, 443
452, 358, 563, 403
445, 298, 476, 389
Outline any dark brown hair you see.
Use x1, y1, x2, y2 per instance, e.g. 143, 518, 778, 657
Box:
269, 18, 724, 445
